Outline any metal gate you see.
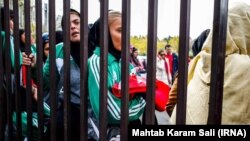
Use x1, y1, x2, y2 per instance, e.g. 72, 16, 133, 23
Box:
0, 0, 229, 141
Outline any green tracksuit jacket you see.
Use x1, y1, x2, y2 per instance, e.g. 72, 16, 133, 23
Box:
43, 42, 81, 105
88, 47, 146, 124
1, 31, 23, 68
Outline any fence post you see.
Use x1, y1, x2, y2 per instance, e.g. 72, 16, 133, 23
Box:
207, 0, 228, 125
176, 0, 191, 125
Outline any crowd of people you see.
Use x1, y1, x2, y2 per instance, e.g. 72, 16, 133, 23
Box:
1, 1, 250, 141
1, 6, 166, 141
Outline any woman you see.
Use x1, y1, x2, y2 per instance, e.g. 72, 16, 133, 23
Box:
42, 31, 63, 63
130, 46, 146, 75
166, 29, 210, 116
19, 29, 26, 52
171, 2, 250, 124
42, 32, 49, 63
156, 49, 172, 87
88, 11, 146, 128
19, 29, 37, 54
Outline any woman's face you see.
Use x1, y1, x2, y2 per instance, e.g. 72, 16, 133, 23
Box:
133, 50, 138, 57
159, 51, 165, 59
9, 19, 14, 33
70, 13, 80, 43
21, 33, 25, 43
109, 17, 122, 51
43, 42, 49, 57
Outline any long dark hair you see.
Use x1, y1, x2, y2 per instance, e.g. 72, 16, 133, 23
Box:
19, 29, 25, 52
130, 47, 141, 67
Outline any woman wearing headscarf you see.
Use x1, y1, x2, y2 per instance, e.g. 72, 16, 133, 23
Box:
130, 46, 146, 75
42, 32, 49, 63
166, 29, 210, 116
19, 29, 26, 52
171, 2, 250, 124
88, 11, 146, 127
42, 9, 99, 141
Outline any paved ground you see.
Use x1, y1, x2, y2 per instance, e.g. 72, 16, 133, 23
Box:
137, 73, 172, 125
155, 110, 172, 125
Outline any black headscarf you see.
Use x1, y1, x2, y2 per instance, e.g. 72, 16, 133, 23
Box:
60, 9, 81, 67
61, 9, 80, 31
70, 42, 81, 67
88, 19, 121, 60
192, 29, 210, 57
19, 29, 25, 52
42, 32, 49, 62
55, 30, 63, 44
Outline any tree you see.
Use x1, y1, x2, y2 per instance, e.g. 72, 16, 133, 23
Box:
19, 0, 24, 6
131, 36, 147, 55
168, 36, 179, 53
130, 35, 169, 56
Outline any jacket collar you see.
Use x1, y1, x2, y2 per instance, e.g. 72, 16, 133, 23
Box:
93, 47, 118, 65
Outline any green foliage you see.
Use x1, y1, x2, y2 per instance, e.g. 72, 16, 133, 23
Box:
168, 36, 179, 53
130, 35, 179, 55
19, 0, 24, 6
130, 36, 147, 55
31, 22, 36, 39
157, 39, 168, 53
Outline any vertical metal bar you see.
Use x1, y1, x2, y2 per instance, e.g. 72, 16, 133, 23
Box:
63, 0, 71, 140
0, 4, 5, 141
4, 1, 13, 140
176, 0, 191, 125
13, 0, 22, 140
36, 0, 44, 140
24, 0, 33, 139
145, 0, 158, 125
48, 0, 57, 140
121, 0, 130, 140
207, 0, 228, 125
99, 0, 108, 140
80, 0, 89, 141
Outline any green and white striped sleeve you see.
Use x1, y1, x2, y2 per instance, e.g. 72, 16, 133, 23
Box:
88, 54, 146, 124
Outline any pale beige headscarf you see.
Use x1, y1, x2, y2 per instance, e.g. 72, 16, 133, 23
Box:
171, 2, 250, 124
